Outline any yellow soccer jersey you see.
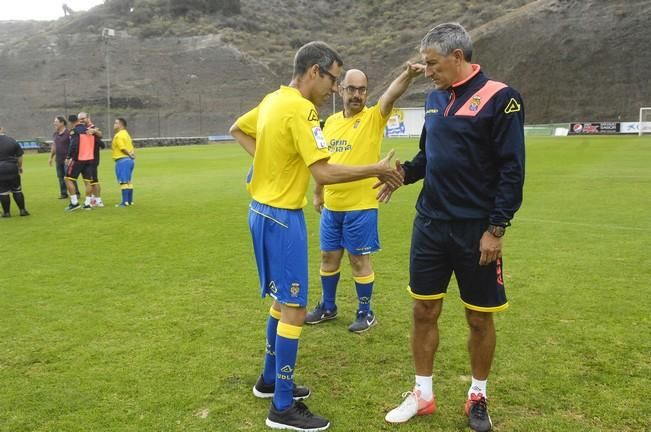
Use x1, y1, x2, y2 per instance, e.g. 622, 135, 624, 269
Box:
236, 86, 330, 209
323, 104, 390, 211
112, 129, 134, 160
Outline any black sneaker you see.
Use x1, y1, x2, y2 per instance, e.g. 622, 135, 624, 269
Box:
252, 374, 310, 400
58, 194, 69, 199
465, 394, 492, 432
64, 203, 81, 212
1, 212, 10, 218
304, 302, 337, 325
19, 209, 30, 216
265, 401, 329, 431
347, 310, 377, 333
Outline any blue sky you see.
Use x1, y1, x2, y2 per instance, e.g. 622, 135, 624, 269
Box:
0, 0, 104, 21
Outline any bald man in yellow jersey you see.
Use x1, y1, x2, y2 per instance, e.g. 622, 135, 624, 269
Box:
304, 63, 423, 333
229, 41, 403, 431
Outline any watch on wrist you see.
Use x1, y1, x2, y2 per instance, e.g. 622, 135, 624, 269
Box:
487, 224, 506, 238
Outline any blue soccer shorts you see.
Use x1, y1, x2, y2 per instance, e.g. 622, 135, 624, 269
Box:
319, 208, 380, 255
248, 200, 309, 307
115, 157, 135, 184
408, 214, 508, 312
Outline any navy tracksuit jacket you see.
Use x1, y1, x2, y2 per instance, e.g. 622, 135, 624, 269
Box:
402, 65, 525, 226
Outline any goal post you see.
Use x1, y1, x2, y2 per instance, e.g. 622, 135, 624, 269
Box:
639, 107, 651, 136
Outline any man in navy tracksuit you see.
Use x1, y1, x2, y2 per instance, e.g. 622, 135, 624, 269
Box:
384, 23, 525, 432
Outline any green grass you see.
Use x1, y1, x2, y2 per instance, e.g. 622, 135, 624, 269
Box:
1, 136, 650, 431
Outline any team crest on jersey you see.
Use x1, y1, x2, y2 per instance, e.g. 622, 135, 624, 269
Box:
290, 282, 300, 297
307, 109, 319, 122
504, 98, 521, 114
469, 95, 481, 112
353, 119, 361, 129
312, 127, 327, 149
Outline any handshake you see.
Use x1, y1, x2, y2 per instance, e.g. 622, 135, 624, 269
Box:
373, 149, 405, 204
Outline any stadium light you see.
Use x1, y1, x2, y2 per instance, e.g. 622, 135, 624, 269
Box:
103, 28, 115, 140
187, 73, 203, 136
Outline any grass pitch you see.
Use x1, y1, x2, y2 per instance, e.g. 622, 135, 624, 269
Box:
1, 136, 649, 431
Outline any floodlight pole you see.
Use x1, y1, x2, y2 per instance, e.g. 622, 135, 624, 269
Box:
63, 77, 68, 117
103, 28, 115, 140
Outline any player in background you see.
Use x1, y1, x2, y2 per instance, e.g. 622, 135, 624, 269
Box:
305, 62, 423, 333
0, 126, 30, 217
49, 116, 78, 199
78, 112, 105, 207
64, 114, 103, 211
111, 117, 135, 207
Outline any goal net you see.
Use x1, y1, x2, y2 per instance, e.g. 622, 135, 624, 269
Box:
639, 107, 651, 135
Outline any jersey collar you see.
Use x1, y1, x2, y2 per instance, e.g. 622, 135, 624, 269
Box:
451, 64, 481, 89
343, 105, 368, 119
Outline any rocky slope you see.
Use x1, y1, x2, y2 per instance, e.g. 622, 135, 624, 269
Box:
0, 0, 648, 138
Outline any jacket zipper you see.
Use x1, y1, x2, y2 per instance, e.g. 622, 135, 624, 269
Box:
444, 89, 456, 117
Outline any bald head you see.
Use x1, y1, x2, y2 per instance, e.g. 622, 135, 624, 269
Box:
342, 69, 368, 87
339, 69, 369, 117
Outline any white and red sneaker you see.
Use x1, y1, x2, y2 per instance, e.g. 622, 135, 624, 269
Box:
385, 389, 436, 424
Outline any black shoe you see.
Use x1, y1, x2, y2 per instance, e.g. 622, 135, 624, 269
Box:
266, 401, 329, 431
253, 374, 310, 400
1, 212, 9, 218
19, 209, 30, 216
348, 310, 377, 333
466, 394, 492, 432
304, 302, 337, 325
58, 195, 69, 199
64, 203, 81, 212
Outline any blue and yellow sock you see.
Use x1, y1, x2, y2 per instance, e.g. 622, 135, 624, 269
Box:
354, 273, 375, 313
273, 321, 302, 411
320, 268, 340, 311
262, 307, 280, 385
120, 186, 129, 205
126, 184, 134, 203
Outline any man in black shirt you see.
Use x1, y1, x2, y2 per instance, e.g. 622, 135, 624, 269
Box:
49, 116, 77, 199
0, 127, 30, 217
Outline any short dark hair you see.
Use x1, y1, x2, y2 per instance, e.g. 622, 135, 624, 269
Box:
56, 116, 67, 126
68, 114, 78, 123
117, 117, 127, 128
293, 41, 343, 78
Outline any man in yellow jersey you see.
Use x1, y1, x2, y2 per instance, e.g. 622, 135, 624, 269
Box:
305, 63, 423, 333
111, 117, 135, 207
229, 41, 403, 432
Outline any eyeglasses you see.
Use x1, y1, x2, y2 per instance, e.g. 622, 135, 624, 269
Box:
319, 66, 339, 85
342, 86, 368, 95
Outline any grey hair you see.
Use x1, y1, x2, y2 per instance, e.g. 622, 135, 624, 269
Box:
293, 41, 343, 78
421, 23, 473, 61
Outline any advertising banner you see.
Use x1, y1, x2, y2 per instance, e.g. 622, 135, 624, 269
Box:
568, 122, 620, 135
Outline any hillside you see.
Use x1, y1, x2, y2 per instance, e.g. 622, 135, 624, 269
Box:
0, 0, 649, 138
